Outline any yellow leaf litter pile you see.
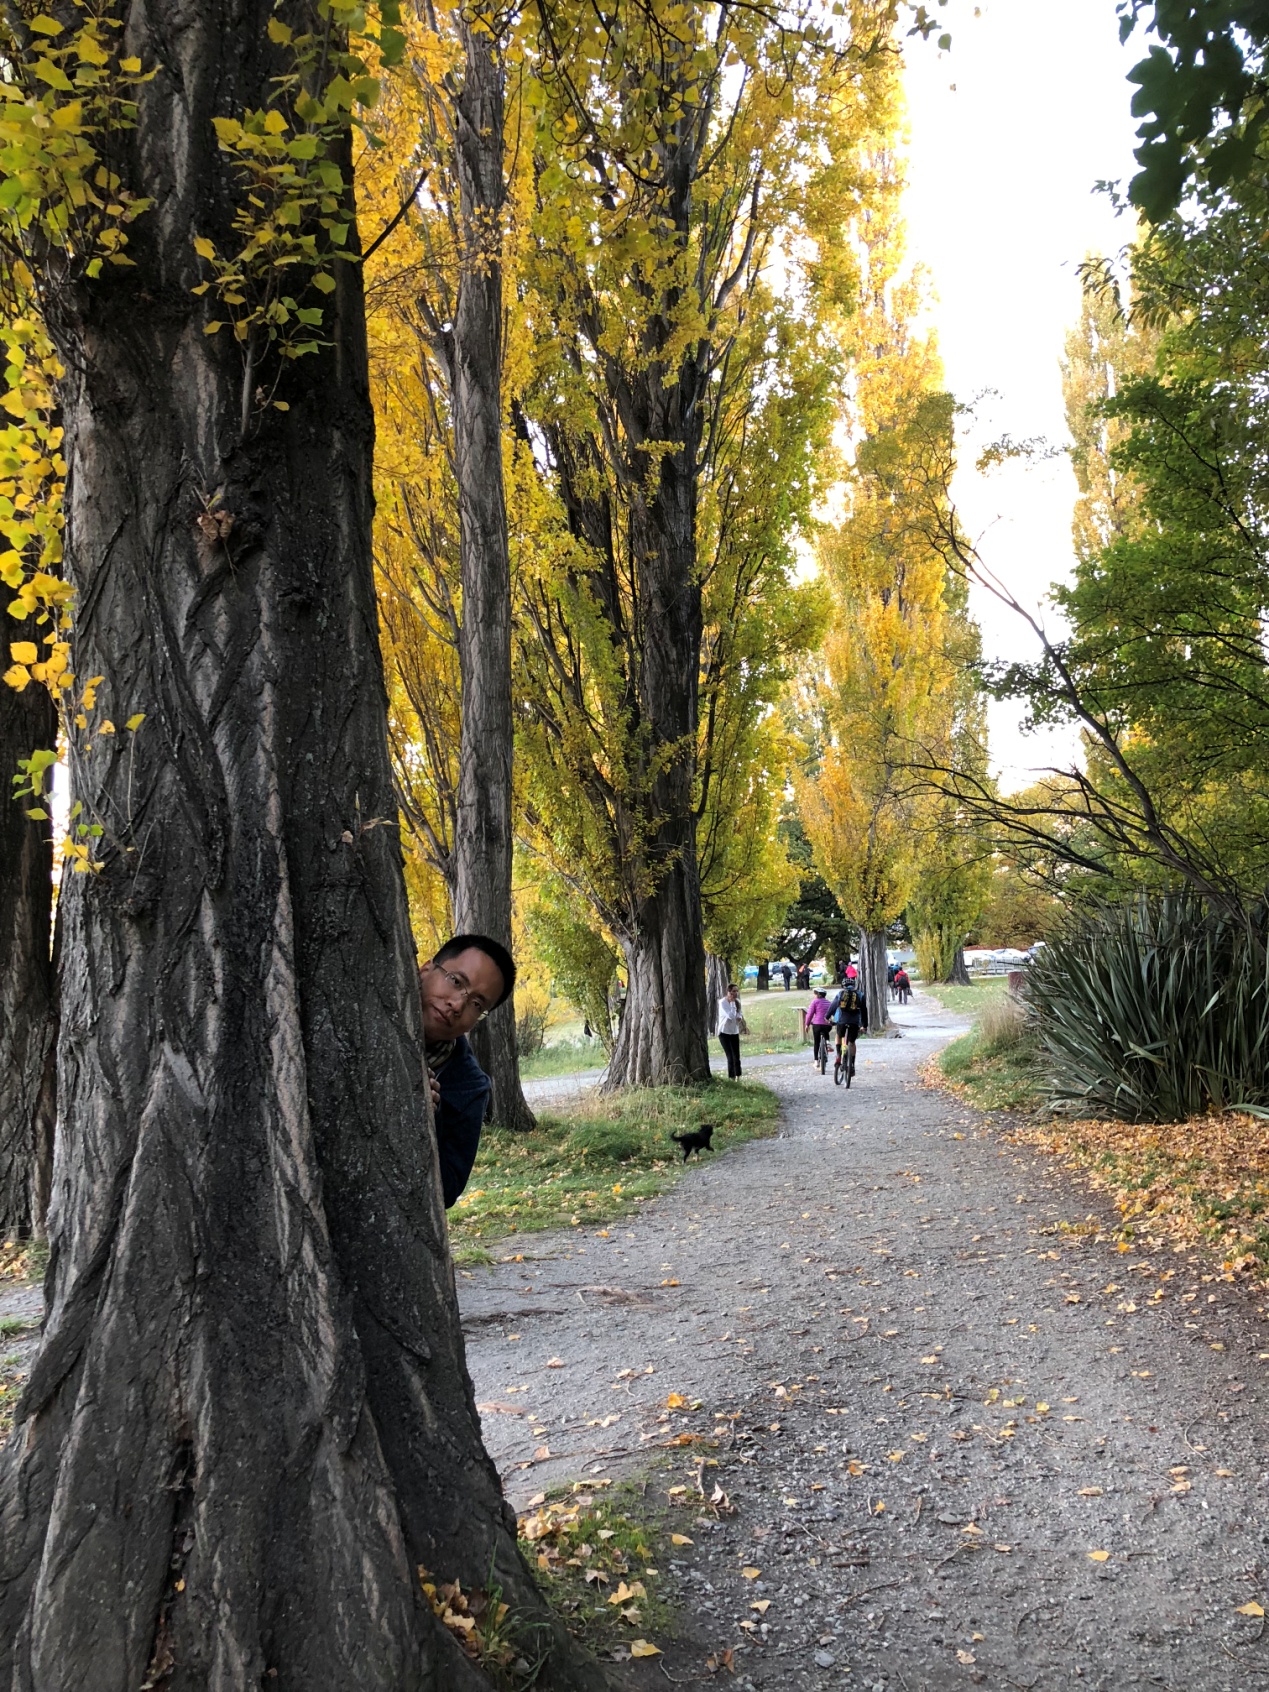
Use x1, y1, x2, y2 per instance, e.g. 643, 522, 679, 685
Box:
518, 1484, 669, 1663
1010, 1113, 1269, 1277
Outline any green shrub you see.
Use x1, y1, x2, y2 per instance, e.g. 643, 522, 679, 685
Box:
1024, 894, 1269, 1121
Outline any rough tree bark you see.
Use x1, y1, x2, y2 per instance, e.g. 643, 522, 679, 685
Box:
943, 945, 971, 986
705, 952, 729, 1016
0, 623, 57, 1240
858, 928, 890, 1031
0, 9, 600, 1688
448, 13, 534, 1130
603, 445, 711, 1088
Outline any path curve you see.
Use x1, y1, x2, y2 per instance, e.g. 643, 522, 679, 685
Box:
461, 991, 1269, 1690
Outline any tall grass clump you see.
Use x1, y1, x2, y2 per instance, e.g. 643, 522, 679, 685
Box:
976, 993, 1028, 1055
1024, 895, 1269, 1121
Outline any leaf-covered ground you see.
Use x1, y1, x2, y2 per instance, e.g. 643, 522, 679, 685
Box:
1011, 1113, 1269, 1279
458, 990, 1269, 1688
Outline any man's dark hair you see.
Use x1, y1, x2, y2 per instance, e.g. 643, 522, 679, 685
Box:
434, 934, 516, 1009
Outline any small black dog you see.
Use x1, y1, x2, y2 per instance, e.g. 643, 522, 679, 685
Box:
671, 1123, 715, 1162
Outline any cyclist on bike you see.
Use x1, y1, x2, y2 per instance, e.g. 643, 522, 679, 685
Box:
831, 966, 868, 1080
806, 988, 832, 1068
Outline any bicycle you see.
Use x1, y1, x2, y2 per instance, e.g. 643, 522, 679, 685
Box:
816, 1025, 829, 1074
833, 1025, 859, 1087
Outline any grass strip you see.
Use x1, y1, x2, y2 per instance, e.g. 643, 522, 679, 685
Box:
447, 1082, 779, 1261
937, 1028, 1041, 1112
1008, 1113, 1269, 1279
518, 1479, 677, 1666
519, 1040, 607, 1080
920, 978, 1009, 1018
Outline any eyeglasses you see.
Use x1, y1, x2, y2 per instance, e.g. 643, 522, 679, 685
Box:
434, 965, 490, 1022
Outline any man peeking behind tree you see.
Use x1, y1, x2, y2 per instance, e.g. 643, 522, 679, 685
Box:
419, 934, 516, 1207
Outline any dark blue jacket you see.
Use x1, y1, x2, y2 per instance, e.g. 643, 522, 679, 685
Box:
435, 1035, 492, 1208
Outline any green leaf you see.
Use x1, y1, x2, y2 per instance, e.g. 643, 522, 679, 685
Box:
24, 807, 48, 820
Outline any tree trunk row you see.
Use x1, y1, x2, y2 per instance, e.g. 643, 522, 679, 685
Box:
0, 10, 598, 1686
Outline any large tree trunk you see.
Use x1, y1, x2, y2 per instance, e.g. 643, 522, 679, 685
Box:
0, 11, 599, 1689
607, 868, 711, 1087
943, 945, 971, 986
858, 927, 890, 1031
0, 631, 57, 1240
705, 951, 729, 1009
450, 14, 534, 1132
601, 247, 710, 1087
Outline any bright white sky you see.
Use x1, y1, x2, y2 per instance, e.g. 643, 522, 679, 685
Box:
901, 0, 1145, 790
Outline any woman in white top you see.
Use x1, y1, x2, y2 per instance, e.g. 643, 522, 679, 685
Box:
717, 982, 745, 1079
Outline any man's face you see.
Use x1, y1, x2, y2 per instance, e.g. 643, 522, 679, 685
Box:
420, 946, 506, 1042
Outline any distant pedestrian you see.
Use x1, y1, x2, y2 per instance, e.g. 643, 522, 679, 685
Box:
894, 966, 911, 1005
887, 960, 898, 1000
716, 981, 746, 1079
781, 962, 792, 991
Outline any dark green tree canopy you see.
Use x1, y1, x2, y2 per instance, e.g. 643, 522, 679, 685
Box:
1119, 1, 1269, 216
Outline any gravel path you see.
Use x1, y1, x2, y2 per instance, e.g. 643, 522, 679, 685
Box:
460, 992, 1269, 1690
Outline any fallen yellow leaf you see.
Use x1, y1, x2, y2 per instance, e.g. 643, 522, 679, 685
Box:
671, 1533, 693, 1546
741, 1566, 761, 1580
666, 1392, 688, 1408
1237, 1602, 1265, 1617
630, 1640, 661, 1658
1088, 1550, 1110, 1563
1077, 1487, 1104, 1497
750, 1599, 771, 1614
956, 1649, 976, 1664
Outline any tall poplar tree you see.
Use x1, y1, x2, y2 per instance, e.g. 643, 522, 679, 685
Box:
516, 0, 895, 1085
0, 7, 597, 1683
801, 122, 960, 1029
362, 3, 534, 1127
